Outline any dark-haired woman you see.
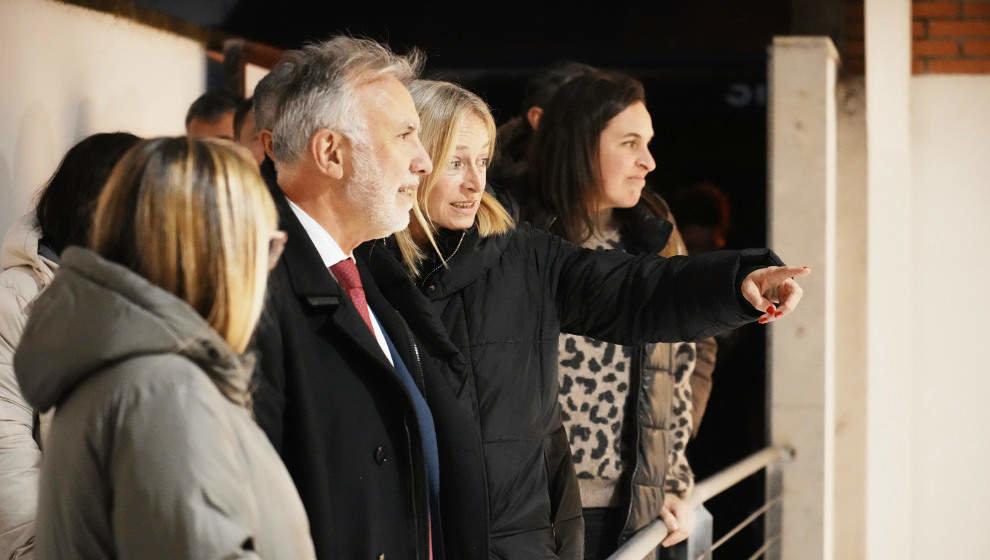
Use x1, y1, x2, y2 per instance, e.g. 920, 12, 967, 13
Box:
360, 80, 808, 560
0, 132, 139, 559
522, 72, 725, 558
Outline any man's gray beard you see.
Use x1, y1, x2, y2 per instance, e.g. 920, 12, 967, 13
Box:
346, 145, 415, 240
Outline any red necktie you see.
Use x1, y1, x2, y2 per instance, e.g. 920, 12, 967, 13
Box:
329, 259, 374, 334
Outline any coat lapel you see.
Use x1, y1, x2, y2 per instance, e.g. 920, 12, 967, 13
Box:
357, 240, 471, 396
358, 255, 417, 373
263, 159, 395, 373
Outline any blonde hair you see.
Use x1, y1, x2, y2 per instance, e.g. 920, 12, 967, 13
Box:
660, 225, 688, 258
90, 137, 277, 402
395, 80, 514, 275
651, 194, 689, 258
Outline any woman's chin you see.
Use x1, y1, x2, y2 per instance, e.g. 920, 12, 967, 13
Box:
439, 215, 477, 231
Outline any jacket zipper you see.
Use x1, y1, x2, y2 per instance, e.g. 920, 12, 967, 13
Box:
402, 319, 427, 395
419, 231, 466, 290
405, 419, 425, 560
400, 317, 428, 558
619, 345, 645, 541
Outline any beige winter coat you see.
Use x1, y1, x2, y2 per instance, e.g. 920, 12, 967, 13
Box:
14, 247, 315, 559
0, 216, 55, 560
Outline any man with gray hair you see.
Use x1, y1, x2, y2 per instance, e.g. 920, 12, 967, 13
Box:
252, 36, 442, 559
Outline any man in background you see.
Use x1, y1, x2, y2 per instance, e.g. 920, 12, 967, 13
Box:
185, 90, 239, 139
233, 97, 265, 164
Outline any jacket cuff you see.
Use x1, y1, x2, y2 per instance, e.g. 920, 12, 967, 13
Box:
733, 249, 786, 318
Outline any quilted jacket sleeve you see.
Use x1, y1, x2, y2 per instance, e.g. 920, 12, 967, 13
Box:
536, 225, 783, 344
0, 271, 41, 560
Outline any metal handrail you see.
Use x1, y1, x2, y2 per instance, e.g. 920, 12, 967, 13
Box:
606, 445, 795, 560
745, 534, 780, 560
708, 496, 780, 551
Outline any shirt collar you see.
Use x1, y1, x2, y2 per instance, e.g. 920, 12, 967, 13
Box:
285, 198, 352, 268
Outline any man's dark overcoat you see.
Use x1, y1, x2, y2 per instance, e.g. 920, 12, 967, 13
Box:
253, 160, 476, 560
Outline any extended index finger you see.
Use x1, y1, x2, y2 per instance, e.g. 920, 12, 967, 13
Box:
774, 265, 811, 280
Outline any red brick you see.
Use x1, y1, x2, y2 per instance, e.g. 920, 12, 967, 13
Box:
963, 39, 990, 54
913, 2, 961, 18
964, 3, 990, 17
846, 1, 864, 20
913, 58, 927, 74
847, 21, 865, 38
914, 39, 961, 55
928, 20, 990, 36
914, 20, 927, 38
928, 58, 990, 72
844, 58, 866, 75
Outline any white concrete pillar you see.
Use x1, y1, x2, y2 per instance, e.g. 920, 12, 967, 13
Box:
833, 75, 868, 560
863, 1, 913, 558
767, 36, 838, 560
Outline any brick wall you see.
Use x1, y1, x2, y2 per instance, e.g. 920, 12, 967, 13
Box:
842, 0, 990, 74
845, 0, 865, 74
914, 1, 990, 73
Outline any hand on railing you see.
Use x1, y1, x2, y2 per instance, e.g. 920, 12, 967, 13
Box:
607, 446, 795, 560
659, 493, 694, 547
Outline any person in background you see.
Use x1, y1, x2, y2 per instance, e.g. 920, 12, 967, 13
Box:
359, 79, 808, 560
250, 37, 446, 560
489, 61, 601, 193
14, 137, 314, 559
0, 132, 140, 560
185, 90, 240, 139
252, 60, 297, 161
663, 181, 733, 431
666, 181, 732, 255
234, 97, 266, 165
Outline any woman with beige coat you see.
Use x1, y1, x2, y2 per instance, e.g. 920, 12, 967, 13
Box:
0, 133, 139, 559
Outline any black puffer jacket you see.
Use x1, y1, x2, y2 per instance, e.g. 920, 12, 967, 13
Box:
360, 224, 778, 560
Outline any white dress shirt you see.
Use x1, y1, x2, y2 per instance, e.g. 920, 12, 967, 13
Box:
286, 199, 394, 366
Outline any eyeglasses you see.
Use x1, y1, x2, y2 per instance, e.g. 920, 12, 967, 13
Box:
268, 230, 288, 271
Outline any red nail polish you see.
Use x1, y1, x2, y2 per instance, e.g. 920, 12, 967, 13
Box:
767, 305, 776, 315
758, 317, 769, 324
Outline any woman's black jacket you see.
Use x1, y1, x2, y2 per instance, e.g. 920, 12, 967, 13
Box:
358, 223, 780, 560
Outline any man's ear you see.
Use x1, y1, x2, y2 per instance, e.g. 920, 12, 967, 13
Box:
259, 129, 275, 160
310, 129, 346, 180
526, 106, 544, 130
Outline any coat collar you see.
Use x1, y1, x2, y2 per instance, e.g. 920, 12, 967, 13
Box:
520, 193, 675, 257
262, 159, 402, 374
358, 239, 471, 395
262, 159, 340, 306
1, 213, 57, 284
359, 239, 464, 362
416, 227, 513, 299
